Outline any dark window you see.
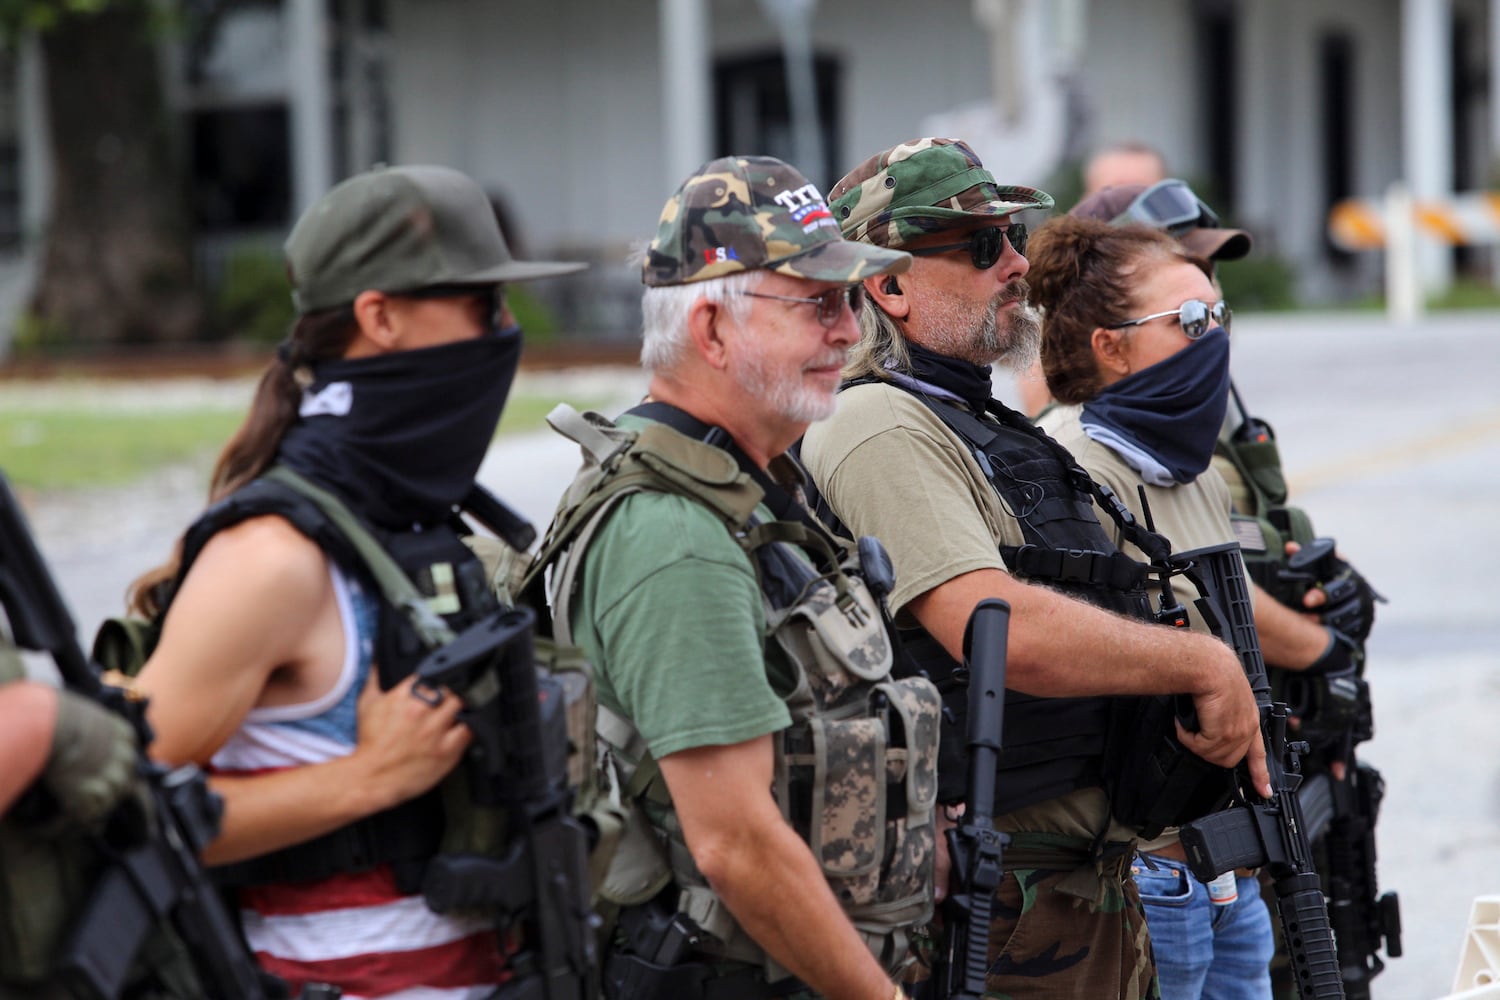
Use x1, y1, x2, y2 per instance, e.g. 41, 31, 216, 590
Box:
1196, 0, 1237, 208
190, 104, 292, 230
0, 48, 20, 251
1318, 32, 1355, 264
714, 52, 842, 191
1451, 9, 1484, 276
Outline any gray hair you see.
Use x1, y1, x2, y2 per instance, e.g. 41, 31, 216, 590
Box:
639, 269, 766, 373
841, 298, 911, 382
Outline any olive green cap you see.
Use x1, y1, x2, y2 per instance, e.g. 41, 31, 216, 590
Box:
830, 137, 1054, 248
285, 164, 585, 313
643, 155, 911, 287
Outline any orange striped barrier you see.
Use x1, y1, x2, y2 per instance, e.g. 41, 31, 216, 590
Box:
1329, 192, 1500, 250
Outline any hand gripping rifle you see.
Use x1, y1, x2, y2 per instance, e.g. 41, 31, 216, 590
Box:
0, 473, 292, 1000
413, 604, 599, 1000
1174, 541, 1344, 999
931, 598, 1011, 1000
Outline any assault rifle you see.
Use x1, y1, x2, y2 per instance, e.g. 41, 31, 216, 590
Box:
0, 472, 290, 1000
1297, 759, 1403, 999
1174, 541, 1345, 1000
927, 598, 1010, 1000
414, 604, 599, 1000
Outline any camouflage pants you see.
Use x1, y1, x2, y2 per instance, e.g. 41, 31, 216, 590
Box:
979, 843, 1159, 1000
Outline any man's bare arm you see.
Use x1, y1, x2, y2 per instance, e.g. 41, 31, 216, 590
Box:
906, 568, 1270, 795
659, 737, 898, 1000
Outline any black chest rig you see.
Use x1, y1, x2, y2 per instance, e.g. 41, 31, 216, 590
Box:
170, 465, 500, 891
823, 381, 1163, 813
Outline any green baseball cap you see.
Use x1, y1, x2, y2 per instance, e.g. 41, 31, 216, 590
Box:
285, 164, 585, 313
642, 155, 910, 287
830, 137, 1054, 249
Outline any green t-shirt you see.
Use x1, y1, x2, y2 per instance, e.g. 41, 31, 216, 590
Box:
568, 440, 792, 761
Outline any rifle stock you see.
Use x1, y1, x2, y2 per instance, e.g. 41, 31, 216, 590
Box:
0, 472, 279, 999
414, 605, 598, 1000
932, 598, 1011, 1000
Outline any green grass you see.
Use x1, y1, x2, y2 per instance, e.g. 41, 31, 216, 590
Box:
0, 409, 246, 490
0, 391, 613, 492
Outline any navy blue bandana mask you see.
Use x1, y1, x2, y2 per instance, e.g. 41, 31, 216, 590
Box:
278, 325, 522, 527
1079, 326, 1231, 486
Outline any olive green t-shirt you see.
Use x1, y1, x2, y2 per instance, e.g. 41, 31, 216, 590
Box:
1037, 403, 1244, 636
567, 442, 791, 761
801, 381, 1124, 840
800, 381, 1019, 621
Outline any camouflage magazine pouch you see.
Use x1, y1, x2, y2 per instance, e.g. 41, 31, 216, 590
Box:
809, 715, 887, 895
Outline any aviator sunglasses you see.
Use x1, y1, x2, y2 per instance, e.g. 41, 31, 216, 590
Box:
1105, 298, 1231, 340
736, 283, 866, 328
906, 222, 1028, 269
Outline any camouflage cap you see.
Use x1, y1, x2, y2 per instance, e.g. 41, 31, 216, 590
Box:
830, 137, 1054, 249
285, 164, 586, 313
643, 155, 910, 287
1070, 182, 1253, 261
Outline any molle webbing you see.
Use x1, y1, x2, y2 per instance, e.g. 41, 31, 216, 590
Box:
174, 467, 483, 889
531, 407, 936, 981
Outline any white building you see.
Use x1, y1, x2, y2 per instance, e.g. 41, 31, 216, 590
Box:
5, 0, 1498, 338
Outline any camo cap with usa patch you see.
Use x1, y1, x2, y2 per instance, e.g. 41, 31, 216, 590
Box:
830, 137, 1055, 249
643, 155, 911, 287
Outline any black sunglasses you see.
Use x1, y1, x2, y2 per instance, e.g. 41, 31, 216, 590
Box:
906, 222, 1028, 269
736, 283, 866, 328
1105, 298, 1231, 340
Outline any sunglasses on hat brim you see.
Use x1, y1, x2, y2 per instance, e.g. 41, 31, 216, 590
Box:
1111, 179, 1220, 238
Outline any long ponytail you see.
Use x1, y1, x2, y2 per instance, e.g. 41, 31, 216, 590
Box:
126, 307, 358, 617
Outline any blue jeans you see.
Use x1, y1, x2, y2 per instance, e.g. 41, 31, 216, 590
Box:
1134, 853, 1274, 1000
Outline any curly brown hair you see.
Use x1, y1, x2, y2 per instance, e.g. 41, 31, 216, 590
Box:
1024, 216, 1207, 404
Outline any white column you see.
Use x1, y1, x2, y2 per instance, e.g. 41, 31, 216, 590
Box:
760, 0, 824, 181
1401, 0, 1454, 295
1493, 0, 1500, 162
659, 0, 712, 192
287, 0, 334, 212
1490, 0, 1500, 283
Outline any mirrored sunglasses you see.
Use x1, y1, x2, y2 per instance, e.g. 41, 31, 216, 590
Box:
1105, 298, 1231, 340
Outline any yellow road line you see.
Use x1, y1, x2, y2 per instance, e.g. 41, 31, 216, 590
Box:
1288, 409, 1500, 495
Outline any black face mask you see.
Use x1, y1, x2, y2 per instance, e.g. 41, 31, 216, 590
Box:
277, 325, 522, 527
902, 340, 995, 413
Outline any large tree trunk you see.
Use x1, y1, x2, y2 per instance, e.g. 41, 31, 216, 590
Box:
32, 2, 203, 349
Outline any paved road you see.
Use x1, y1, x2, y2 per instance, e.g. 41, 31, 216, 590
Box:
18, 309, 1500, 999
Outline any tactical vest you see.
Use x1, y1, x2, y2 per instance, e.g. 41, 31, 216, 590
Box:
0, 644, 208, 999
121, 465, 521, 893
833, 383, 1157, 814
522, 405, 941, 984
1215, 388, 1316, 604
